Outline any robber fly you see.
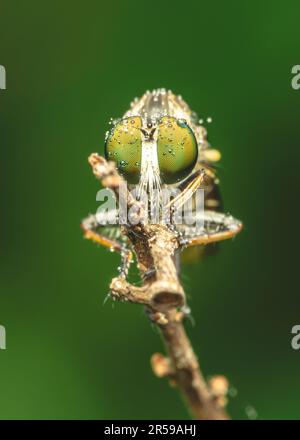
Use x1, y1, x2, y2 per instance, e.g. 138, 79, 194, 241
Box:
81, 89, 242, 274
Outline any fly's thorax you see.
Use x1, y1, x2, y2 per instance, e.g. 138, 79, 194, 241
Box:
125, 88, 196, 129
126, 88, 209, 154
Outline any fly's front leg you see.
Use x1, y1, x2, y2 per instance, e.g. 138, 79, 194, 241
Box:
165, 169, 206, 226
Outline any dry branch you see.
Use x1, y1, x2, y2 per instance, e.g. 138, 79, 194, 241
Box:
87, 153, 229, 420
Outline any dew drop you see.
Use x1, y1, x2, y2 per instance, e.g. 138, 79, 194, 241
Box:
228, 386, 238, 397
245, 405, 258, 420
177, 118, 187, 128
119, 160, 128, 168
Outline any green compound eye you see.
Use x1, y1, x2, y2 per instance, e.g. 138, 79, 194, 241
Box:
105, 116, 142, 184
157, 116, 198, 184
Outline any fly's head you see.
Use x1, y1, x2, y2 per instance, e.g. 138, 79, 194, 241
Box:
104, 89, 202, 195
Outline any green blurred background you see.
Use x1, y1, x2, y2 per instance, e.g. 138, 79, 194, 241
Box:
0, 0, 299, 419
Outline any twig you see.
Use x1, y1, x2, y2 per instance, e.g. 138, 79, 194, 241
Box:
88, 153, 229, 420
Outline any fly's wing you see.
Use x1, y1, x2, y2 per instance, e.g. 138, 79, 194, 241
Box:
81, 210, 126, 252
176, 210, 242, 250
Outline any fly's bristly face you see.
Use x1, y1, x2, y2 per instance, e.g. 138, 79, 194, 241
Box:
105, 89, 205, 191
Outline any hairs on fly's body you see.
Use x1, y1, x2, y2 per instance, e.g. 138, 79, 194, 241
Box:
137, 139, 162, 207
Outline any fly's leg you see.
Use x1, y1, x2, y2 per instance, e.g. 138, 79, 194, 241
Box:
118, 247, 133, 279
200, 148, 221, 164
166, 169, 206, 213
165, 169, 206, 228
81, 214, 133, 279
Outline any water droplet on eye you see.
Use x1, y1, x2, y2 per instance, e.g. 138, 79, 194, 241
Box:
119, 160, 128, 168
177, 118, 187, 128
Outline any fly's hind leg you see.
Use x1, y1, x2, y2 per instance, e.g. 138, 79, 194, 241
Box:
81, 214, 133, 279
